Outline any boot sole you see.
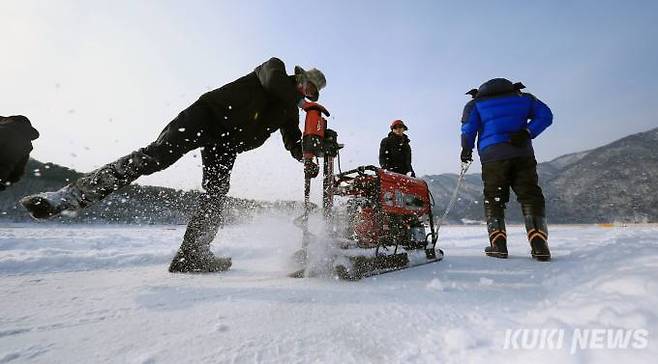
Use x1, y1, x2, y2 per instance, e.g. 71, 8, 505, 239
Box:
168, 265, 232, 273
168, 267, 232, 273
168, 258, 232, 273
485, 252, 508, 259
532, 254, 551, 262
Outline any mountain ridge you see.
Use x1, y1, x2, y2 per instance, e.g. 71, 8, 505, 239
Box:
0, 160, 305, 224
2, 128, 656, 224
424, 127, 658, 223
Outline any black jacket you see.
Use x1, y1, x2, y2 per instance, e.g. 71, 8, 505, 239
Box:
379, 132, 414, 175
198, 57, 302, 153
0, 115, 39, 190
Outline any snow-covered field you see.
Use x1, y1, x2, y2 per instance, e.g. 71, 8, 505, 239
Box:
1, 216, 656, 363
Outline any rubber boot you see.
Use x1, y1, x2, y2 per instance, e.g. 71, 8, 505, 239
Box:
484, 216, 508, 258
21, 150, 158, 219
168, 193, 232, 273
524, 215, 551, 261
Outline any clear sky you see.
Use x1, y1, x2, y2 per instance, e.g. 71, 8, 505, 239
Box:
1, 0, 657, 201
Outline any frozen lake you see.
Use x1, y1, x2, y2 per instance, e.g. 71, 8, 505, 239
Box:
1, 217, 657, 363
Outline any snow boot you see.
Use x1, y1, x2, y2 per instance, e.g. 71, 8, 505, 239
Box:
168, 192, 231, 273
524, 215, 551, 261
19, 184, 84, 219
21, 150, 159, 219
485, 216, 508, 258
168, 246, 232, 273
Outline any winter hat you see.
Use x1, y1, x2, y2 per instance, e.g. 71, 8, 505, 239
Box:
390, 119, 408, 131
295, 66, 326, 101
466, 78, 525, 98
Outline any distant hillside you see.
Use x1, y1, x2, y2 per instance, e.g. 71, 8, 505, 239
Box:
0, 159, 305, 224
424, 127, 658, 224
3, 128, 656, 225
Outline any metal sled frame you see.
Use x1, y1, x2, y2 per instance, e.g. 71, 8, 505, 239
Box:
327, 165, 443, 280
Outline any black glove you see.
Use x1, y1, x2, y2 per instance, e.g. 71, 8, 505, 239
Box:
509, 129, 530, 147
0, 115, 39, 191
289, 143, 303, 161
304, 159, 319, 179
460, 148, 473, 163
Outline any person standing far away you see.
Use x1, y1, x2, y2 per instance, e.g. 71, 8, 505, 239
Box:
379, 119, 415, 177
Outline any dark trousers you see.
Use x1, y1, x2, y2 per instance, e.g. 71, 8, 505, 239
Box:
145, 101, 237, 250
481, 157, 545, 218
76, 101, 236, 251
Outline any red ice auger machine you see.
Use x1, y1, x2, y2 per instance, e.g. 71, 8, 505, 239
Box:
292, 104, 446, 280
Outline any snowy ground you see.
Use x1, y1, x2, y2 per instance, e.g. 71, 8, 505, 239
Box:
1, 215, 657, 363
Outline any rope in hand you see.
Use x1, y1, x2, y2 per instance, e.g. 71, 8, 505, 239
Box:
436, 161, 472, 233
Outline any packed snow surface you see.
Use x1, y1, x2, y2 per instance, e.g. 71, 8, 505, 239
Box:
1, 215, 657, 363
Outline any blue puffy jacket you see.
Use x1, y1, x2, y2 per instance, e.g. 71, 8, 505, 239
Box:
461, 93, 553, 162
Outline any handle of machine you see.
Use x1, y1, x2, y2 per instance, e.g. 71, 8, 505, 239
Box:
437, 161, 472, 230
427, 161, 472, 246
